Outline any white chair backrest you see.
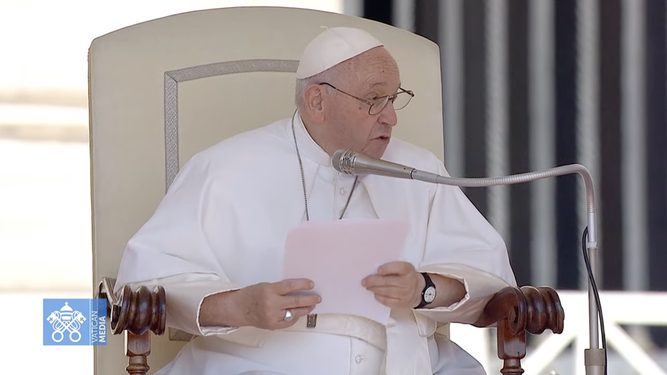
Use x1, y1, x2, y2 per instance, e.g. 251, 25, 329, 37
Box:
89, 6, 443, 374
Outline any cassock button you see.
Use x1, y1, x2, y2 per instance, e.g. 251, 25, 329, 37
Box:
339, 187, 346, 196
355, 355, 363, 364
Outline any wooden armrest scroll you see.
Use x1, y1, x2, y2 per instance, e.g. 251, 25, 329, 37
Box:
97, 277, 167, 336
474, 285, 565, 375
97, 277, 167, 375
93, 279, 563, 375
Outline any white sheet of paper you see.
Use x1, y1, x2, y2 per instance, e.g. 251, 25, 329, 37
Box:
282, 219, 409, 325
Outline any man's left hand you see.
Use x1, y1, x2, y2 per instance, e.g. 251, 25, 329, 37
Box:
362, 261, 424, 309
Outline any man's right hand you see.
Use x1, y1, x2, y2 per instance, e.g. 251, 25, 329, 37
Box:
199, 279, 321, 330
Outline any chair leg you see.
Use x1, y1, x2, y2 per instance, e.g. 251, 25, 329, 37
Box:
497, 319, 526, 374
125, 331, 151, 375
501, 359, 524, 375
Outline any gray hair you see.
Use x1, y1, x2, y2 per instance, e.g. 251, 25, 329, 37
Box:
294, 66, 341, 110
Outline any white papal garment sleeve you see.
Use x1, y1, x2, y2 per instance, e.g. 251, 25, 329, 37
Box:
124, 274, 241, 336
413, 154, 517, 325
115, 153, 241, 337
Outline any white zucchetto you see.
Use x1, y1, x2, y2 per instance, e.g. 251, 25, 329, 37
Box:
295, 27, 384, 79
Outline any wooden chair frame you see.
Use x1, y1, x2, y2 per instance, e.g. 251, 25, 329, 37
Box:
97, 277, 564, 375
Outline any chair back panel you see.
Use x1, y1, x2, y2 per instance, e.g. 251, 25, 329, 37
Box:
89, 6, 443, 374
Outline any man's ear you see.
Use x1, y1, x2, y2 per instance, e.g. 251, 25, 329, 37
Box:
304, 84, 325, 122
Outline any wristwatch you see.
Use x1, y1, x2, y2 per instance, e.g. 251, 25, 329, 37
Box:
415, 272, 436, 309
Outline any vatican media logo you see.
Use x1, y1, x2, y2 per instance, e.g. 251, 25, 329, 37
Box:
43, 299, 107, 346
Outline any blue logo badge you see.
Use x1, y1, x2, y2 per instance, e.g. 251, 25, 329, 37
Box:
43, 299, 107, 346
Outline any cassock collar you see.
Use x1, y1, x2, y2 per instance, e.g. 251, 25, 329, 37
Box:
292, 110, 332, 167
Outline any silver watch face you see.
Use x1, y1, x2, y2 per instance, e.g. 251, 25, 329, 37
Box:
424, 286, 436, 303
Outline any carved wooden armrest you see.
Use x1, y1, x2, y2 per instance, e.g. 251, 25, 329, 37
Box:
474, 286, 565, 374
97, 277, 167, 375
95, 278, 562, 375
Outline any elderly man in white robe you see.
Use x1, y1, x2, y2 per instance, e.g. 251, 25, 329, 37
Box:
115, 27, 517, 375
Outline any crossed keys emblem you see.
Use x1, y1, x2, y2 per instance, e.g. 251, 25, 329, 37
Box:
46, 302, 87, 343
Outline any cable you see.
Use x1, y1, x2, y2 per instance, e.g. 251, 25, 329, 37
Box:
582, 226, 607, 375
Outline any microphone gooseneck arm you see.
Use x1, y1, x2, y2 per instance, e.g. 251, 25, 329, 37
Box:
424, 166, 605, 375
333, 149, 605, 375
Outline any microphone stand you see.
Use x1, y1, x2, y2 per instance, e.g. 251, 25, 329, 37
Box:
334, 149, 606, 374
413, 165, 606, 375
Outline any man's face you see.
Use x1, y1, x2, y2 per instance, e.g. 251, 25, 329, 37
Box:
323, 47, 400, 159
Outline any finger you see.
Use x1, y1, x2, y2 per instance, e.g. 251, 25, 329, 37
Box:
281, 293, 322, 309
274, 279, 315, 295
363, 275, 403, 288
286, 306, 317, 321
274, 306, 317, 328
378, 261, 414, 276
366, 286, 406, 300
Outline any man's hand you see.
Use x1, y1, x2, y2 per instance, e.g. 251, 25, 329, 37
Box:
200, 279, 321, 330
361, 261, 424, 309
362, 262, 467, 309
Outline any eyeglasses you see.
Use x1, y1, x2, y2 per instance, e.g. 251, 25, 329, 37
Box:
319, 82, 414, 115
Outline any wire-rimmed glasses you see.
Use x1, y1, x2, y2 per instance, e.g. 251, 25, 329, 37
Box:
319, 82, 414, 115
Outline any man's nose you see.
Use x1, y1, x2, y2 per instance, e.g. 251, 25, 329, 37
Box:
377, 103, 398, 127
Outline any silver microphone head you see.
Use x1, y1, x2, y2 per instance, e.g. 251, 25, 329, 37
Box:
332, 149, 357, 175
332, 149, 416, 179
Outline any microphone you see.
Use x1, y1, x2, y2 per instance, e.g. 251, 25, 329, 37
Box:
332, 149, 595, 207
332, 149, 606, 375
332, 149, 439, 181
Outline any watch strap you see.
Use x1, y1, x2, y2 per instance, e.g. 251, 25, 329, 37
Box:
415, 272, 435, 309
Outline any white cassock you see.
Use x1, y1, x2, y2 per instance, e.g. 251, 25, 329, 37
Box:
115, 111, 517, 375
